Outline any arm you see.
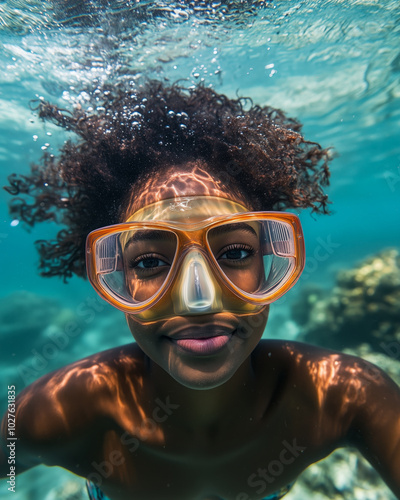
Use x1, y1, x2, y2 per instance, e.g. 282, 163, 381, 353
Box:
348, 361, 400, 497
1, 357, 110, 478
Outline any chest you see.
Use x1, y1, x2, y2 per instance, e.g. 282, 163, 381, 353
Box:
81, 414, 316, 500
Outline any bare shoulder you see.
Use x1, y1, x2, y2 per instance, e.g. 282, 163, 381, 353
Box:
256, 338, 394, 389
255, 339, 399, 435
7, 343, 145, 468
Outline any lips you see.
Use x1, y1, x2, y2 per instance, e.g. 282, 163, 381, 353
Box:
167, 325, 234, 355
173, 335, 231, 355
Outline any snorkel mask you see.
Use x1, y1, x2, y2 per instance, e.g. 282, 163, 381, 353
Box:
86, 196, 305, 322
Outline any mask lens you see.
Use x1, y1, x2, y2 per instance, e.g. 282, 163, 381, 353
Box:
207, 219, 296, 298
94, 228, 178, 306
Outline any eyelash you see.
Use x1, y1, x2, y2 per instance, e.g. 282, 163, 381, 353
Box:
129, 253, 169, 269
219, 243, 255, 259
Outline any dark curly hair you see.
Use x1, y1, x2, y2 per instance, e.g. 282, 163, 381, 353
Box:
4, 81, 332, 280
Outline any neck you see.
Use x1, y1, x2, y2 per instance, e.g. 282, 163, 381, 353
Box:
148, 354, 259, 429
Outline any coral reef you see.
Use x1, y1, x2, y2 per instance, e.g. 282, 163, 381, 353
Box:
45, 480, 87, 500
0, 291, 76, 363
293, 248, 400, 351
288, 448, 396, 500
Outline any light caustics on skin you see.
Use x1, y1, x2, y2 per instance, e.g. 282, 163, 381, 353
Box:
120, 162, 249, 220
13, 350, 165, 446
283, 343, 392, 440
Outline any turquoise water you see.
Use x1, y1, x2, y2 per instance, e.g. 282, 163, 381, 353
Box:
0, 1, 399, 499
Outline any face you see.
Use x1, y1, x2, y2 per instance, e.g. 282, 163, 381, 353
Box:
124, 162, 269, 390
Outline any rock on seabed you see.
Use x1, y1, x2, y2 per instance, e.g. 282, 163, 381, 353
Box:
288, 249, 400, 499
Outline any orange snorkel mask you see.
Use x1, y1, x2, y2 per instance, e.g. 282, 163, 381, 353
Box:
86, 196, 305, 322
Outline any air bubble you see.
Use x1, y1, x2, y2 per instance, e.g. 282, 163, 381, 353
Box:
10, 220, 19, 227
33, 135, 38, 141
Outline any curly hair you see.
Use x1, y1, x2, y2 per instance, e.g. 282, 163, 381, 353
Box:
4, 81, 332, 280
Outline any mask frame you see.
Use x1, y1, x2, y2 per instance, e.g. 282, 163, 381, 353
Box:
86, 200, 305, 319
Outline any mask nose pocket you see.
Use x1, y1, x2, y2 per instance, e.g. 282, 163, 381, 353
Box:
177, 251, 216, 313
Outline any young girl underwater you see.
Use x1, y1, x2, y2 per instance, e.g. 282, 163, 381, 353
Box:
1, 82, 400, 500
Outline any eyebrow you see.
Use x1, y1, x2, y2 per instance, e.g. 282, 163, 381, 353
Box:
210, 223, 257, 237
124, 230, 176, 247
123, 223, 257, 250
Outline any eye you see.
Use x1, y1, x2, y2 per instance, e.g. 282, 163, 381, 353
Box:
137, 257, 168, 269
218, 245, 254, 261
129, 254, 170, 271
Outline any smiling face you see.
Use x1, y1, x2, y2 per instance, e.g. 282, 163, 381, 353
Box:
124, 161, 269, 390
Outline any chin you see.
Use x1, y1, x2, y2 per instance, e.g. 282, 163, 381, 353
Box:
167, 363, 238, 391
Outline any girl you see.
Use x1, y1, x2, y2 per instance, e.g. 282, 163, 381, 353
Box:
1, 82, 399, 500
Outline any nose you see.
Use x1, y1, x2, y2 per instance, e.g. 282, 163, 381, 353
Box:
172, 250, 221, 314
182, 251, 215, 311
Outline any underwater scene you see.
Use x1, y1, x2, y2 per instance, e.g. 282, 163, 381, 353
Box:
0, 0, 399, 499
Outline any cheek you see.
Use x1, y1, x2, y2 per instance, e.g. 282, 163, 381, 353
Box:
236, 307, 269, 342
125, 314, 153, 343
